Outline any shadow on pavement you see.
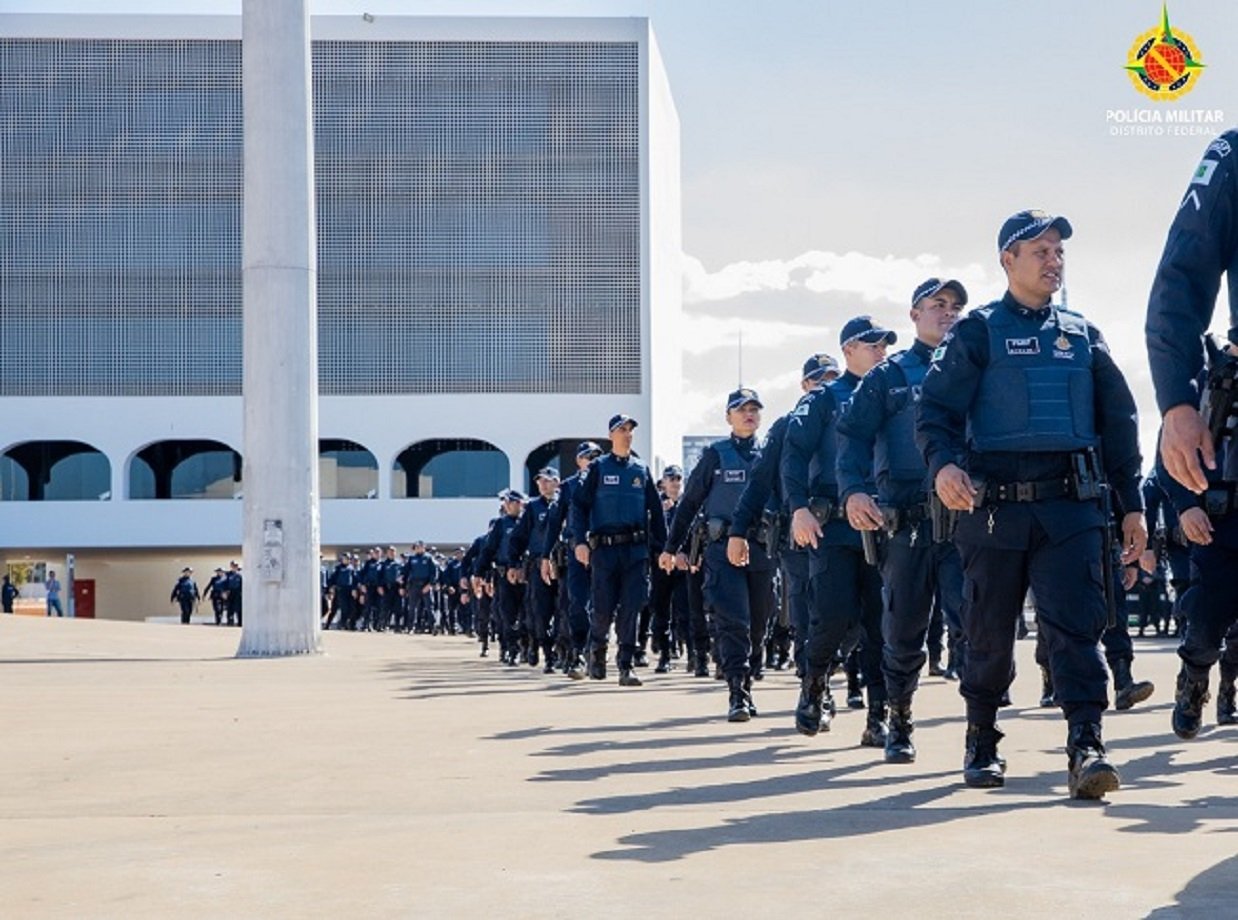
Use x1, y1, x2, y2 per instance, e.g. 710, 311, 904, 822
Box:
1146, 854, 1238, 918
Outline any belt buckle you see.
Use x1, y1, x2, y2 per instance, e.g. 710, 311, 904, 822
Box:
1016, 482, 1035, 502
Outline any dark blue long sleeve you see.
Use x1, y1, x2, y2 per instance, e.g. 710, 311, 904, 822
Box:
1146, 130, 1238, 414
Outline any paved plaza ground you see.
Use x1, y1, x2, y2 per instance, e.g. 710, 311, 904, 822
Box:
2, 614, 1235, 918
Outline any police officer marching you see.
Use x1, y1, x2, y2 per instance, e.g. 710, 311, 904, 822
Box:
917, 209, 1146, 799
1144, 128, 1238, 739
545, 441, 604, 680
170, 567, 200, 625
782, 317, 892, 742
513, 466, 562, 674
838, 278, 969, 764
571, 415, 668, 687
662, 387, 772, 722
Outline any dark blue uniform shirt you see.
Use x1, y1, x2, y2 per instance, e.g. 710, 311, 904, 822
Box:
916, 293, 1143, 519
1146, 130, 1238, 414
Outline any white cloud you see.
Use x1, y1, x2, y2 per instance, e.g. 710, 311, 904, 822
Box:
682, 249, 993, 306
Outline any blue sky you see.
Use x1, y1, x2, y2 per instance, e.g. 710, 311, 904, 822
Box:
9, 0, 1236, 461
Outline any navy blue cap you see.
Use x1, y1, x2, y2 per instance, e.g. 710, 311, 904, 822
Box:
912, 277, 968, 308
726, 387, 764, 411
997, 210, 1073, 252
575, 440, 603, 458
608, 414, 638, 432
662, 464, 683, 479
839, 316, 897, 348
802, 352, 840, 381
498, 488, 526, 503
536, 466, 560, 481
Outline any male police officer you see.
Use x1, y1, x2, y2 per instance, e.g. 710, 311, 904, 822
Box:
404, 541, 438, 633
649, 465, 690, 673
918, 209, 1145, 799
170, 567, 199, 625
224, 560, 244, 627
783, 319, 892, 741
514, 467, 562, 673
1143, 130, 1238, 738
203, 566, 227, 625
478, 490, 529, 665
545, 441, 603, 679
662, 388, 773, 722
571, 415, 668, 687
838, 278, 968, 764
728, 354, 841, 682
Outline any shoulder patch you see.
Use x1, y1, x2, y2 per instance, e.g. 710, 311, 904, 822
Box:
1056, 309, 1089, 338
792, 402, 811, 418
1206, 137, 1232, 159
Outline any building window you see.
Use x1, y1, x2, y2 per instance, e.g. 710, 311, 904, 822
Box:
320, 439, 378, 499
0, 440, 111, 501
393, 439, 508, 498
129, 439, 241, 499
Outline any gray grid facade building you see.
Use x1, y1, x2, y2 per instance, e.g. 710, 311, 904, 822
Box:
1, 35, 641, 396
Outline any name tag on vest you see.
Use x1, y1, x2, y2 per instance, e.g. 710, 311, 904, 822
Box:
602, 474, 620, 485
1005, 337, 1040, 356
722, 470, 747, 484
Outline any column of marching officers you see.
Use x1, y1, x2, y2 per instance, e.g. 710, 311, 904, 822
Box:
455, 165, 1238, 803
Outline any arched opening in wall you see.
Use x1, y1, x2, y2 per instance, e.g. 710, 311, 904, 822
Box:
0, 441, 111, 501
522, 438, 612, 492
393, 439, 509, 498
129, 440, 242, 500
320, 439, 378, 499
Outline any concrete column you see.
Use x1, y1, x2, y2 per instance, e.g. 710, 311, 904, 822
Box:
238, 0, 321, 657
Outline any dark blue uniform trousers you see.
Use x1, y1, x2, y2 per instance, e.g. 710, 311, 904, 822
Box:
526, 564, 558, 657
805, 540, 885, 704
495, 576, 526, 653
781, 547, 811, 673
564, 557, 592, 654
957, 520, 1108, 728
703, 541, 774, 679
589, 543, 650, 670
880, 520, 964, 702
1178, 513, 1238, 681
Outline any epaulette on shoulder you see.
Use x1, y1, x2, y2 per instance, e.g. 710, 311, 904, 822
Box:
1056, 307, 1090, 338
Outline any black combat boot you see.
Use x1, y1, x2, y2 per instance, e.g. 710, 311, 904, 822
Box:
795, 675, 828, 736
885, 698, 916, 764
633, 648, 649, 668
1039, 666, 1054, 707
655, 649, 672, 674
1066, 722, 1121, 800
963, 724, 1005, 788
927, 654, 945, 677
1172, 667, 1210, 739
694, 651, 710, 678
727, 675, 751, 723
860, 700, 888, 747
1217, 673, 1237, 726
618, 667, 642, 687
1112, 658, 1154, 711
846, 662, 865, 709
566, 654, 585, 681
588, 644, 608, 681
742, 674, 758, 717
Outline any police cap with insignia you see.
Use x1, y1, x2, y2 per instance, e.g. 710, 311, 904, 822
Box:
536, 466, 560, 481
576, 440, 603, 459
802, 353, 840, 381
997, 209, 1073, 252
608, 414, 638, 432
662, 464, 684, 479
840, 316, 897, 348
912, 277, 968, 308
725, 387, 764, 411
